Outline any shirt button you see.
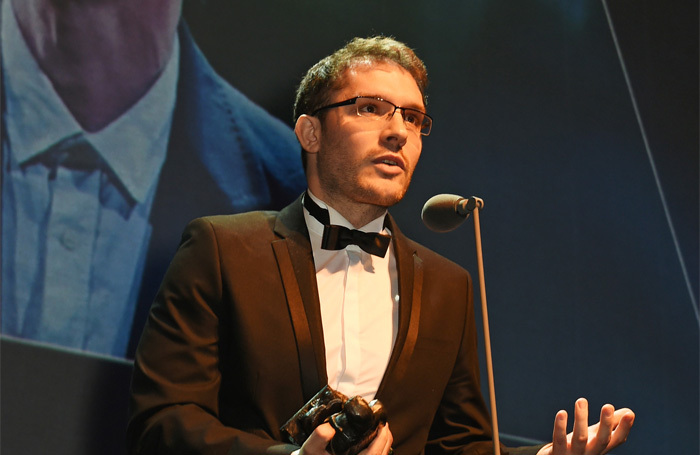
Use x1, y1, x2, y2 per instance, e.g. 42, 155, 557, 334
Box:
60, 229, 79, 251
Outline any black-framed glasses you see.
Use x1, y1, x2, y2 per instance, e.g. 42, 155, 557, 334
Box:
311, 96, 433, 136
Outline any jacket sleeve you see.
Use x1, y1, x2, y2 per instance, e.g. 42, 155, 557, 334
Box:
126, 217, 297, 455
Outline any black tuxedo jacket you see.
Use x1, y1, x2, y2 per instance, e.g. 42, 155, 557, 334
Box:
127, 197, 540, 455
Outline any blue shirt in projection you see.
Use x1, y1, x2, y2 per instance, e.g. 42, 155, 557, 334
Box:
1, 1, 178, 356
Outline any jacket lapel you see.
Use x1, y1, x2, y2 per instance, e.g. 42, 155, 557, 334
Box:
376, 214, 423, 399
273, 197, 328, 400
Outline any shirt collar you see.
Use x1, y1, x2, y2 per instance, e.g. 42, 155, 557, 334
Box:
2, 1, 180, 203
86, 35, 179, 203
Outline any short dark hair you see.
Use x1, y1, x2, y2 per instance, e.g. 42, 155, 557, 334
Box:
293, 36, 429, 122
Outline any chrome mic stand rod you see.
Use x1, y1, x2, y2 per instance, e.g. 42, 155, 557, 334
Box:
470, 198, 500, 455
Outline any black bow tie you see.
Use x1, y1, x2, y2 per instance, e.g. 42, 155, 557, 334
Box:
303, 193, 391, 258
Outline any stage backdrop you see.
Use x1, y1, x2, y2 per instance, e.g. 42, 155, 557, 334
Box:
1, 0, 697, 454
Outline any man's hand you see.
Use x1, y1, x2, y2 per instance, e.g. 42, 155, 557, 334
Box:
360, 423, 393, 455
537, 398, 635, 455
298, 423, 336, 455
298, 423, 393, 455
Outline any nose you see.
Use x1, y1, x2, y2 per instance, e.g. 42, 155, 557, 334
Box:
380, 110, 408, 151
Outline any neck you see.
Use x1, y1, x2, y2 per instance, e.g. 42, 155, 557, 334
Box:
309, 190, 386, 229
11, 0, 182, 132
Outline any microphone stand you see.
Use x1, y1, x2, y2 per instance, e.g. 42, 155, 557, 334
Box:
455, 197, 500, 455
469, 198, 501, 455
422, 194, 501, 455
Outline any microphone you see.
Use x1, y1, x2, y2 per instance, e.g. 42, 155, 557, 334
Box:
421, 194, 484, 232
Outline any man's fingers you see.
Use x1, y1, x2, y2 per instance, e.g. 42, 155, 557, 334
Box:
379, 423, 394, 455
313, 422, 337, 441
300, 423, 335, 455
361, 423, 393, 455
570, 398, 589, 454
588, 404, 614, 454
544, 401, 635, 455
551, 410, 568, 455
605, 410, 635, 451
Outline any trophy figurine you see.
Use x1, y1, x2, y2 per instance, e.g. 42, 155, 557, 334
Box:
281, 386, 387, 455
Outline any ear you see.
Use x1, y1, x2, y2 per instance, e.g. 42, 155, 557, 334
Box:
294, 114, 322, 154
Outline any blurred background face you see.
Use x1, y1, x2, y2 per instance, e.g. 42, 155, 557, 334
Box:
10, 0, 183, 131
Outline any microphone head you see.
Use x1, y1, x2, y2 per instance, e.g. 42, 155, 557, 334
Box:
421, 194, 468, 232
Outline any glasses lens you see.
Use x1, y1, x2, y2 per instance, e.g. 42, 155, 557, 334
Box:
354, 97, 432, 136
355, 98, 394, 118
419, 115, 432, 136
402, 108, 431, 135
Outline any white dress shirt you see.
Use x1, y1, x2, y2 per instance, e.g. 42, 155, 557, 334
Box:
303, 191, 399, 401
1, 0, 179, 356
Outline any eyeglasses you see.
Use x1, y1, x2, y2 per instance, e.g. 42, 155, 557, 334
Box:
310, 96, 433, 136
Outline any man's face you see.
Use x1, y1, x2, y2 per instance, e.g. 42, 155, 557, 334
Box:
310, 62, 425, 211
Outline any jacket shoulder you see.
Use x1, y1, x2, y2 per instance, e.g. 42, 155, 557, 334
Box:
188, 211, 279, 239
403, 232, 467, 269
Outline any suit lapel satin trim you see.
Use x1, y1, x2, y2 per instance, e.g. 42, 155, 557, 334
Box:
399, 254, 423, 379
376, 216, 423, 398
274, 198, 328, 399
272, 240, 321, 401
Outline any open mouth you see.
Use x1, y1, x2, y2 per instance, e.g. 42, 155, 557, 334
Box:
374, 155, 405, 170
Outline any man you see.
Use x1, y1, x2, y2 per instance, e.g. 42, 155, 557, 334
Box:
128, 37, 635, 454
1, 0, 305, 357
